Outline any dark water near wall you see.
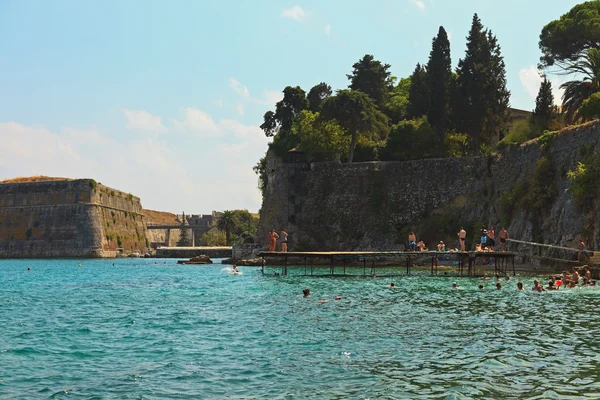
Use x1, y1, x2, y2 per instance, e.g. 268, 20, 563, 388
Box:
2, 259, 600, 399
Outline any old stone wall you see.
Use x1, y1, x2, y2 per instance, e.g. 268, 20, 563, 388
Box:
0, 179, 148, 258
259, 121, 600, 253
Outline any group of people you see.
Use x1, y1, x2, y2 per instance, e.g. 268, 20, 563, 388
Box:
408, 226, 510, 253
267, 229, 288, 252
450, 266, 597, 291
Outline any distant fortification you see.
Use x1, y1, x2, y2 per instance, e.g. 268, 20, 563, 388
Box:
0, 179, 148, 258
259, 121, 600, 253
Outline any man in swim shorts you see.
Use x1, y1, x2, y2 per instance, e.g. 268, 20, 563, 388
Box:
499, 227, 508, 252
408, 232, 416, 251
487, 226, 496, 250
458, 227, 466, 252
578, 240, 591, 264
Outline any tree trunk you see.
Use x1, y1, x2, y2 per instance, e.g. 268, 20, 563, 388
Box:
226, 229, 231, 245
348, 130, 357, 163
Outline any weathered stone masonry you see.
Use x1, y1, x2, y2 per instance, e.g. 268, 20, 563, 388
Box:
0, 179, 148, 258
259, 122, 600, 252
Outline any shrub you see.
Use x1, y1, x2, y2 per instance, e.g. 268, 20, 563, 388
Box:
580, 92, 600, 120
497, 119, 534, 148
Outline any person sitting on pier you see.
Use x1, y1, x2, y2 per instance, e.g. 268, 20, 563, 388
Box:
499, 227, 509, 251
408, 232, 416, 251
532, 280, 541, 291
517, 282, 524, 290
437, 241, 446, 252
268, 229, 280, 252
417, 241, 428, 252
578, 240, 591, 264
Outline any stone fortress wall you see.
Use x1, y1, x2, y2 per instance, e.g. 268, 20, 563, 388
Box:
258, 121, 600, 254
0, 179, 148, 258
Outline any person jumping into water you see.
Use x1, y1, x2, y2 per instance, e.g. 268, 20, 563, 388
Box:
458, 227, 466, 252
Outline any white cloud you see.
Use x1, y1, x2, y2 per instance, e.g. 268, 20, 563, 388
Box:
229, 77, 250, 98
172, 107, 219, 134
236, 104, 245, 116
519, 65, 564, 106
122, 109, 164, 132
281, 5, 308, 22
0, 110, 271, 213
409, 0, 425, 10
324, 24, 331, 38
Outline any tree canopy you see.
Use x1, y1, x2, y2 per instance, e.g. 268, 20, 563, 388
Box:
320, 89, 389, 163
407, 63, 428, 119
307, 82, 333, 112
539, 1, 600, 68
347, 54, 393, 107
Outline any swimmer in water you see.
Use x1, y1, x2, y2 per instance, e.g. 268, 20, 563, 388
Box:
334, 296, 341, 300
27, 267, 30, 271
505, 275, 510, 281
390, 282, 396, 288
478, 284, 484, 290
452, 282, 459, 290
496, 282, 502, 290
302, 288, 310, 297
232, 265, 239, 273
481, 273, 487, 281
517, 282, 524, 290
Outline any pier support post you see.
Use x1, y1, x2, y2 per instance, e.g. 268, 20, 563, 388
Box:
165, 229, 171, 246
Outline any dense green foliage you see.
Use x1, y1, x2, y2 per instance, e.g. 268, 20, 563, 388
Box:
455, 14, 510, 154
497, 120, 534, 148
539, 1, 600, 68
307, 82, 332, 112
580, 92, 600, 119
216, 210, 239, 245
532, 77, 556, 132
386, 77, 412, 124
320, 89, 389, 163
295, 110, 349, 161
381, 117, 436, 161
560, 48, 600, 122
407, 63, 428, 119
567, 145, 600, 213
426, 26, 452, 157
177, 212, 192, 247
346, 54, 393, 107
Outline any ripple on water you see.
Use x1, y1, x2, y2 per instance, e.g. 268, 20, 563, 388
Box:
3, 261, 600, 398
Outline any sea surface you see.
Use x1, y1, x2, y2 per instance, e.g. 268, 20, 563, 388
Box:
2, 259, 600, 399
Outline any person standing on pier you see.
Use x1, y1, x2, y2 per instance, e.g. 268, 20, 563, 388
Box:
499, 228, 509, 251
578, 240, 591, 264
458, 227, 466, 252
267, 229, 279, 252
408, 232, 416, 251
487, 226, 496, 250
280, 230, 288, 252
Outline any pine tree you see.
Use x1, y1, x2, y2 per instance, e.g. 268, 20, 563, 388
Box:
177, 212, 191, 247
347, 54, 393, 107
532, 76, 555, 131
426, 26, 452, 157
455, 14, 509, 154
407, 63, 428, 118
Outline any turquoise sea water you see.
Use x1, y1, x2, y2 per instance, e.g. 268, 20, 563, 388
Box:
2, 259, 600, 399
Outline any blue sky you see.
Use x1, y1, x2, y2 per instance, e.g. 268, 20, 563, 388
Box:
0, 0, 579, 213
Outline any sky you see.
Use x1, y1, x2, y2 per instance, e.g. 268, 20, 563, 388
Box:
0, 0, 580, 214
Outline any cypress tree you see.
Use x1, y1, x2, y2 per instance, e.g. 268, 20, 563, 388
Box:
532, 76, 555, 131
455, 14, 509, 154
407, 63, 428, 118
177, 212, 192, 247
426, 26, 452, 157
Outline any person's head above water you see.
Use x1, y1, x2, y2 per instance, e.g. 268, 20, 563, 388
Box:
496, 282, 502, 290
302, 288, 310, 297
478, 284, 483, 289
452, 282, 458, 288
390, 282, 395, 287
517, 282, 523, 289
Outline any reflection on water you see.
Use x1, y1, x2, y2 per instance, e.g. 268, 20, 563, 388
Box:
2, 259, 600, 398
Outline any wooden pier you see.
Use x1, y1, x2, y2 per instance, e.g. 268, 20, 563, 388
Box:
257, 251, 517, 277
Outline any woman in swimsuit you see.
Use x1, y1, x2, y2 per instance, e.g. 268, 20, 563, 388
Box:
268, 229, 279, 252
280, 230, 288, 252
